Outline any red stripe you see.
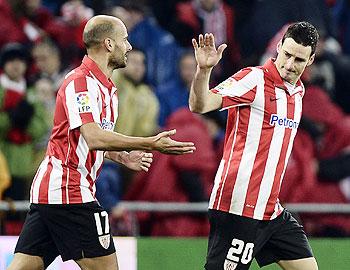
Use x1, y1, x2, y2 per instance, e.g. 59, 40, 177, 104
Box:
67, 169, 83, 203
61, 165, 68, 203
38, 157, 53, 203
74, 76, 88, 93
99, 86, 107, 122
263, 96, 295, 218
110, 93, 116, 123
242, 85, 277, 217
232, 67, 252, 81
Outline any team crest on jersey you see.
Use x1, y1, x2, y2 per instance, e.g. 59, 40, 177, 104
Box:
76, 92, 92, 113
98, 234, 110, 249
224, 259, 237, 270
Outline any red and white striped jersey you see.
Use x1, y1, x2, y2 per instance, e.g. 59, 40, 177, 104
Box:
209, 59, 304, 220
30, 56, 118, 204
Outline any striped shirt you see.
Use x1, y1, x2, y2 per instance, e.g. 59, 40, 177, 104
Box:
30, 56, 118, 204
209, 58, 304, 220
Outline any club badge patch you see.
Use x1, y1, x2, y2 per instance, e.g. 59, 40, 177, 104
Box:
76, 92, 92, 113
98, 234, 110, 249
224, 259, 237, 270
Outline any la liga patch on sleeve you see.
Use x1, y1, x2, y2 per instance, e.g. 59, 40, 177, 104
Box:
76, 92, 92, 113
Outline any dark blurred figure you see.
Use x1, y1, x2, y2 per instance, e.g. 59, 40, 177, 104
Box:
156, 50, 196, 127
172, 0, 241, 80
333, 0, 350, 56
109, 1, 180, 87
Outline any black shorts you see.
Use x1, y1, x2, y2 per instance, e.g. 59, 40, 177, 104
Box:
205, 209, 313, 270
15, 202, 115, 268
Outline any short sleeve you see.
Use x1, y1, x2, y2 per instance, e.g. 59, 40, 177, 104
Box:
65, 76, 100, 130
211, 67, 259, 110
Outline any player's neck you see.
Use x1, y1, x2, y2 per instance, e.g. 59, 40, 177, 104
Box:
87, 53, 113, 79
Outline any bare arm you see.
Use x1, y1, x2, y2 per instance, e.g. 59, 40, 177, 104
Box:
105, 151, 153, 172
189, 33, 227, 114
80, 122, 195, 154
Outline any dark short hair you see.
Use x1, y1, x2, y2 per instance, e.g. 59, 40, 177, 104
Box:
0, 42, 29, 67
282, 21, 319, 56
83, 21, 115, 49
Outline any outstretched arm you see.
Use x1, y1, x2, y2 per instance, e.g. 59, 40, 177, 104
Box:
189, 33, 227, 114
80, 122, 195, 155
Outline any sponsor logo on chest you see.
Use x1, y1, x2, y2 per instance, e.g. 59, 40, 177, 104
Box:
269, 114, 299, 129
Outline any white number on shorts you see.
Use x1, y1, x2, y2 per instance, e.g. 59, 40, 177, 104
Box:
226, 238, 254, 265
94, 211, 110, 235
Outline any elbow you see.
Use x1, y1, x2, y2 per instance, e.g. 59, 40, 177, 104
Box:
85, 137, 101, 151
189, 103, 207, 114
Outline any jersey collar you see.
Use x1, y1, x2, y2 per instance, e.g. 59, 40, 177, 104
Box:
82, 56, 115, 90
263, 58, 303, 95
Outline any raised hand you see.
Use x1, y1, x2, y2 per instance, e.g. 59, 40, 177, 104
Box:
121, 151, 153, 172
152, 129, 196, 155
192, 33, 227, 69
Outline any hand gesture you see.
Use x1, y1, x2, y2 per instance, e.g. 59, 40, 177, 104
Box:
152, 129, 196, 155
192, 33, 227, 69
121, 151, 153, 172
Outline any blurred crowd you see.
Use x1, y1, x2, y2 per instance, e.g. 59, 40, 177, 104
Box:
0, 0, 350, 237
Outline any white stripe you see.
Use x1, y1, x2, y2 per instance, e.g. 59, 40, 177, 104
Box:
66, 81, 82, 129
253, 88, 287, 219
229, 71, 265, 214
76, 134, 95, 202
30, 156, 50, 203
91, 151, 104, 197
209, 159, 225, 208
64, 69, 75, 79
48, 156, 63, 203
86, 76, 102, 123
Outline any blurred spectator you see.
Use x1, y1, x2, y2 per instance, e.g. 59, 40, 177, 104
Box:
31, 39, 70, 92
0, 43, 49, 200
124, 108, 218, 236
110, 1, 180, 87
60, 0, 94, 66
174, 0, 241, 79
0, 149, 10, 200
113, 49, 159, 137
0, 0, 68, 48
156, 50, 196, 127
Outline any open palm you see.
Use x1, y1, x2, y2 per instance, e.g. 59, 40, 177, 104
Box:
192, 33, 227, 69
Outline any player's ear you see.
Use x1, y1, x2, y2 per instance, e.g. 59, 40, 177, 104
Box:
307, 53, 315, 66
276, 40, 282, 54
104, 38, 113, 52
